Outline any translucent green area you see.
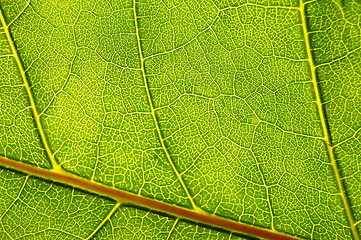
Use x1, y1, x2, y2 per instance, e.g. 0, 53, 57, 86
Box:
0, 169, 115, 239
0, 29, 49, 168
307, 0, 361, 235
0, 0, 360, 239
93, 205, 247, 240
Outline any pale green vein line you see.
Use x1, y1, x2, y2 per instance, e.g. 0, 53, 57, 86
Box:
0, 175, 28, 240
333, 127, 361, 148
1, 226, 14, 240
8, 0, 30, 27
299, 1, 360, 239
356, 219, 361, 226
166, 219, 179, 240
315, 46, 361, 69
84, 202, 121, 240
227, 233, 233, 240
0, 8, 61, 171
143, 12, 219, 61
259, 120, 324, 140
132, 0, 201, 212
91, 62, 108, 181
0, 175, 28, 221
216, 2, 300, 11
31, 228, 83, 240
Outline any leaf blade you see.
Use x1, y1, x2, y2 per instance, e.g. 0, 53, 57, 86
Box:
0, 0, 360, 239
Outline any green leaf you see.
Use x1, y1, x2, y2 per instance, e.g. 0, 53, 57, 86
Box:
0, 0, 360, 239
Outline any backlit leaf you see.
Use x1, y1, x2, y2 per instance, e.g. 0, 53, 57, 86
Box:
0, 0, 360, 239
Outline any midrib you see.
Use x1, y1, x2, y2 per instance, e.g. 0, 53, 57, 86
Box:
298, 1, 359, 239
0, 2, 295, 240
0, 3, 297, 239
0, 1, 357, 240
0, 7, 61, 171
0, 156, 299, 240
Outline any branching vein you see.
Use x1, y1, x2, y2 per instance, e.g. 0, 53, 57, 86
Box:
298, 1, 359, 239
0, 7, 61, 171
132, 0, 200, 211
84, 202, 121, 240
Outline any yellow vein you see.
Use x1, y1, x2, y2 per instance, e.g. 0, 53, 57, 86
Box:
166, 219, 179, 240
0, 175, 27, 240
0, 156, 300, 240
0, 175, 28, 220
132, 0, 200, 211
7, 1, 30, 27
84, 202, 121, 240
0, 8, 61, 171
298, 1, 359, 239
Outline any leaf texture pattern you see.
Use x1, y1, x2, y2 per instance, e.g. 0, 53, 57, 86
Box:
0, 0, 360, 239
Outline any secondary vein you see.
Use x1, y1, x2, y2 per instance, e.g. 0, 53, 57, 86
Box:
131, 0, 200, 211
84, 202, 121, 240
0, 156, 300, 240
0, 8, 61, 171
299, 1, 359, 239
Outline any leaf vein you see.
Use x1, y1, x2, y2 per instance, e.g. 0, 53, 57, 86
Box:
299, 1, 360, 238
0, 7, 61, 171
132, 0, 200, 211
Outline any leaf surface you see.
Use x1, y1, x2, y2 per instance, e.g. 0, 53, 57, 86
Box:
0, 0, 360, 239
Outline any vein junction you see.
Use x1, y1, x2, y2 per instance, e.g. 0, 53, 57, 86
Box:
298, 1, 359, 239
0, 7, 61, 171
0, 156, 298, 240
132, 0, 201, 212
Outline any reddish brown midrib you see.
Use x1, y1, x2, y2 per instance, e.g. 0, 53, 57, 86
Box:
0, 157, 298, 240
